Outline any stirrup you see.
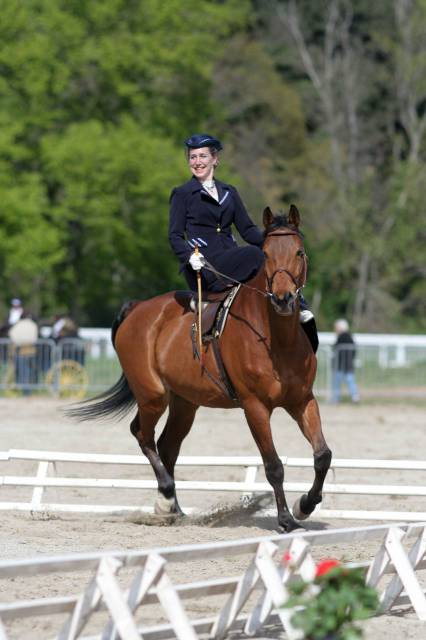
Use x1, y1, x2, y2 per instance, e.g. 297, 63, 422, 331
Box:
300, 309, 314, 323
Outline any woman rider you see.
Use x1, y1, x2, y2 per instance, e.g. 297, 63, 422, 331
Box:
168, 133, 264, 293
168, 133, 318, 351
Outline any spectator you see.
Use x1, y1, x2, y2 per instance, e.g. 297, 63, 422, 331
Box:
0, 298, 24, 337
331, 318, 360, 404
50, 313, 85, 365
8, 312, 39, 396
8, 298, 24, 326
51, 314, 79, 341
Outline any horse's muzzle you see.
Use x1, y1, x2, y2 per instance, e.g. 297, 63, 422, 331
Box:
270, 292, 297, 315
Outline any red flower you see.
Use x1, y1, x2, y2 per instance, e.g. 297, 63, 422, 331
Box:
315, 559, 340, 577
282, 551, 292, 564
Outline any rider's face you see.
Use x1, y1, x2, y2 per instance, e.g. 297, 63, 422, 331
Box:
188, 147, 217, 182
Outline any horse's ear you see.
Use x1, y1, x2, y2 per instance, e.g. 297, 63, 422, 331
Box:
288, 204, 300, 228
263, 206, 274, 229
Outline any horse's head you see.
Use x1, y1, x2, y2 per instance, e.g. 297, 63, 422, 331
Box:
262, 204, 307, 316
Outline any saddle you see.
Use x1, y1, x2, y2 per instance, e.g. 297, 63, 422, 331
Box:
174, 286, 241, 403
194, 285, 240, 341
174, 286, 240, 341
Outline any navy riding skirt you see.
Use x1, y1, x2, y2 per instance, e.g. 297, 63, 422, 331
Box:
184, 245, 265, 292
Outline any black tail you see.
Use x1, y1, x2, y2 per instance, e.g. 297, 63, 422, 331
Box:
65, 374, 136, 422
66, 300, 142, 422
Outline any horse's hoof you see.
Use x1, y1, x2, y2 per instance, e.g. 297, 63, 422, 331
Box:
154, 493, 181, 516
292, 495, 311, 521
278, 518, 305, 533
173, 501, 185, 517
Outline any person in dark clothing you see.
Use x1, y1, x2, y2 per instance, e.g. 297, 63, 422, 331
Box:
50, 314, 85, 365
331, 318, 360, 403
168, 133, 318, 349
169, 133, 264, 293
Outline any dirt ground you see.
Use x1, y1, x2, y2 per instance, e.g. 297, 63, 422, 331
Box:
0, 397, 425, 639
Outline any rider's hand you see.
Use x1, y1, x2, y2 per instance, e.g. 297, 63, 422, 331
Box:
189, 252, 205, 271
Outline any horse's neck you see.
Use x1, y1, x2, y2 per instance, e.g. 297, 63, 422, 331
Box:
268, 303, 300, 347
237, 270, 300, 346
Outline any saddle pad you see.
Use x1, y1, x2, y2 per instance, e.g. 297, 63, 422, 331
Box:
213, 284, 241, 339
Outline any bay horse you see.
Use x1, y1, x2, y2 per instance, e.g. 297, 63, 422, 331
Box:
69, 205, 331, 532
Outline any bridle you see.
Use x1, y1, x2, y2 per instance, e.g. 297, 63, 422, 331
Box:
264, 231, 307, 298
202, 229, 307, 299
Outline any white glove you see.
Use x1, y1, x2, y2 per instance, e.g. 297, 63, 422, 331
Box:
189, 251, 205, 271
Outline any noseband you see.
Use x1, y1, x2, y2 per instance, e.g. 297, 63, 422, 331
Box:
265, 231, 307, 297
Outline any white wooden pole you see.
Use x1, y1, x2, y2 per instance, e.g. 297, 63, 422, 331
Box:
102, 553, 166, 640
380, 527, 426, 619
155, 572, 199, 640
381, 526, 426, 611
96, 558, 141, 640
210, 540, 277, 638
30, 460, 49, 511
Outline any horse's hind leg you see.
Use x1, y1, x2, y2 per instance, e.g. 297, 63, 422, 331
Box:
288, 395, 332, 520
156, 393, 198, 515
130, 399, 181, 516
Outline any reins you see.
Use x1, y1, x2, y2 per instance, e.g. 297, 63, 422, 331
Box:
202, 259, 271, 298
201, 230, 306, 298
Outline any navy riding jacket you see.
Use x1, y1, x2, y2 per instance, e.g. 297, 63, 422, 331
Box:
169, 176, 264, 291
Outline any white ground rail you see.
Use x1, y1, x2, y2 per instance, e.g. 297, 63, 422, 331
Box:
1, 449, 426, 521
0, 523, 426, 639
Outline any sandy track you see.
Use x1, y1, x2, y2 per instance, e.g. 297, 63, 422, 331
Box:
0, 397, 425, 639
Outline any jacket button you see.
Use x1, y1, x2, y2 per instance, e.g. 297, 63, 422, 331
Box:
216, 226, 220, 233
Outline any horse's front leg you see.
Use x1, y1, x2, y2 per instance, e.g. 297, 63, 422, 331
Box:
287, 394, 332, 520
243, 398, 300, 533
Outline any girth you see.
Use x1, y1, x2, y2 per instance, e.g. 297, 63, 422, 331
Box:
191, 328, 238, 402
189, 286, 240, 403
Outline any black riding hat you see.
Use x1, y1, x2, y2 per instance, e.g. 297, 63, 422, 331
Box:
184, 133, 223, 151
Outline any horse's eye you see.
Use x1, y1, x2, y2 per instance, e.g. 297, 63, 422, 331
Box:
297, 249, 305, 257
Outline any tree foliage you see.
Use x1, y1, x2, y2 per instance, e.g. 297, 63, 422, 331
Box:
0, 0, 247, 323
255, 0, 426, 331
0, 0, 425, 331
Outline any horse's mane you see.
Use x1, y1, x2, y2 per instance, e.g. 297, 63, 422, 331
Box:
263, 214, 304, 238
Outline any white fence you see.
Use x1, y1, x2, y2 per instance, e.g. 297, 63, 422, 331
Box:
1, 329, 425, 399
316, 343, 426, 401
1, 332, 425, 399
0, 523, 426, 638
0, 338, 91, 397
2, 450, 426, 522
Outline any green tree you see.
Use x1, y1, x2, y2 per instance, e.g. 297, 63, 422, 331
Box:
255, 0, 426, 332
0, 0, 249, 324
42, 118, 189, 324
212, 36, 307, 217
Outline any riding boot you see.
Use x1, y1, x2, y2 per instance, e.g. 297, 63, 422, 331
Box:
299, 294, 319, 354
301, 318, 319, 353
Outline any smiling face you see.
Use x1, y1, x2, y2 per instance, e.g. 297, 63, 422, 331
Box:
187, 146, 218, 182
